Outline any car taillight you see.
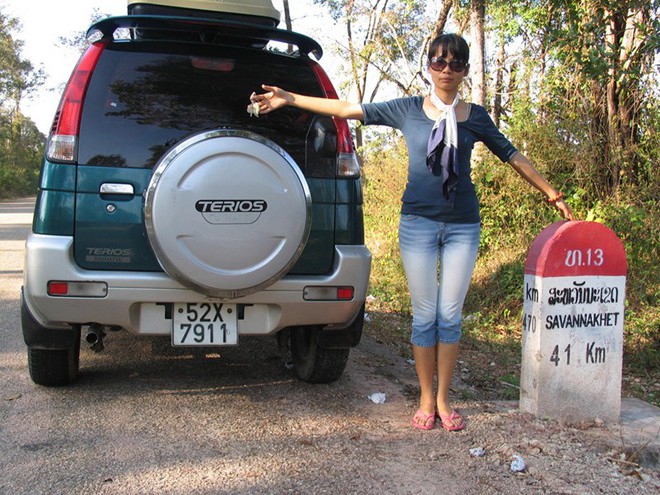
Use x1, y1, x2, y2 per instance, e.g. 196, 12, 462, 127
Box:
309, 60, 361, 178
46, 40, 107, 163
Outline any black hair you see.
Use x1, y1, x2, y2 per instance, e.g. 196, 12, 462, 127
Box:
428, 33, 470, 63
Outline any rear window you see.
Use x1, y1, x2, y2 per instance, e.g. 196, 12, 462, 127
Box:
79, 41, 324, 169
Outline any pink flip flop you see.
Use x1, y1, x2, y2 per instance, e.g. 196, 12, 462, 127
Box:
411, 409, 436, 430
438, 410, 464, 431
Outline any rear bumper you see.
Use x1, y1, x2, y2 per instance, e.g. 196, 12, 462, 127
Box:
22, 233, 371, 337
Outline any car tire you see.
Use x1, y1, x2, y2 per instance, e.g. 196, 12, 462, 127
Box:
290, 326, 349, 384
27, 328, 81, 386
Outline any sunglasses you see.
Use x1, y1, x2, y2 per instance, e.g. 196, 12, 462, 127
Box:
429, 57, 468, 72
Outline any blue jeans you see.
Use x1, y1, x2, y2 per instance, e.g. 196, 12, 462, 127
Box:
398, 215, 480, 347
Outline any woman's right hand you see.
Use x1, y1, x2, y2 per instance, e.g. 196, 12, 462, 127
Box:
249, 85, 292, 115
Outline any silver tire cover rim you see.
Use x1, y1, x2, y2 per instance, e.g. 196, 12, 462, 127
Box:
145, 130, 312, 298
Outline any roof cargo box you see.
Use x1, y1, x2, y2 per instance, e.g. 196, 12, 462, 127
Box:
127, 0, 280, 27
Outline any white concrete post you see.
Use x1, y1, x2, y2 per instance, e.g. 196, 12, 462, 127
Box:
520, 221, 627, 423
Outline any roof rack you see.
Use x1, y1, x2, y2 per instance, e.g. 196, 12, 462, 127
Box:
87, 15, 323, 59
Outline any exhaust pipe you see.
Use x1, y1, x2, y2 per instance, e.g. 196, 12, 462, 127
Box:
85, 325, 105, 352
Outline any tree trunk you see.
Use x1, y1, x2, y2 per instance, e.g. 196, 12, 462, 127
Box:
282, 0, 292, 30
493, 37, 505, 128
345, 5, 364, 153
604, 8, 623, 190
432, 0, 454, 38
470, 0, 486, 107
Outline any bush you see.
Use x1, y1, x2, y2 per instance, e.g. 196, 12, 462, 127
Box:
0, 114, 44, 199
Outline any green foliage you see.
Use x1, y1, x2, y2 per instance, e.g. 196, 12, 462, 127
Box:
0, 12, 44, 106
0, 113, 43, 198
362, 136, 410, 315
362, 128, 659, 379
593, 196, 660, 371
312, 0, 434, 99
0, 9, 45, 199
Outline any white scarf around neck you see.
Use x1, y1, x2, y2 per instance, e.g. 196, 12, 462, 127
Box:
426, 91, 461, 206
429, 91, 459, 150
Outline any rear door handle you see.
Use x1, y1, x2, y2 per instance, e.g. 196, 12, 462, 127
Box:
100, 183, 134, 195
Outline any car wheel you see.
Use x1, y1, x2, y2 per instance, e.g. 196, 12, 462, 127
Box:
290, 326, 349, 384
27, 327, 81, 386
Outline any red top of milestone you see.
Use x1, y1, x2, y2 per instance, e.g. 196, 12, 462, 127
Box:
525, 221, 627, 277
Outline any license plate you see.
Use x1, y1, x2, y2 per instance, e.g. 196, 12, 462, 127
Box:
172, 303, 237, 346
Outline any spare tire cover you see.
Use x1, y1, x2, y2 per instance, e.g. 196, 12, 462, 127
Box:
145, 129, 311, 298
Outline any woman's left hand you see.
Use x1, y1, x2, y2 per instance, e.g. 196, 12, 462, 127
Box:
554, 199, 574, 220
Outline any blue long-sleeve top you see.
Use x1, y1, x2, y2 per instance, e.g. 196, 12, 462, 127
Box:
361, 96, 518, 223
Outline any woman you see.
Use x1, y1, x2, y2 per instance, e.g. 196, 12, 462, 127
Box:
250, 33, 573, 431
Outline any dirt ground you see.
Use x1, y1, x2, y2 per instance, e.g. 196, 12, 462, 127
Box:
348, 330, 660, 494
2, 322, 659, 494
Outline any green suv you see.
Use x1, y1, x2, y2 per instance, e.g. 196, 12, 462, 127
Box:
21, 3, 371, 386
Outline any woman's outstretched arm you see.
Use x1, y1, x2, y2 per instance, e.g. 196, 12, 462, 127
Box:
250, 84, 364, 120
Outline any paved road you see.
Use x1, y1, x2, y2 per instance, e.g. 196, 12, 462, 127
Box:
1, 197, 658, 494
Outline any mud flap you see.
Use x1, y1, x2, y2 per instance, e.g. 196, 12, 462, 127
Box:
21, 290, 79, 350
317, 304, 364, 349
